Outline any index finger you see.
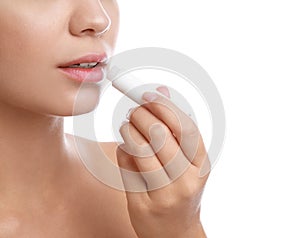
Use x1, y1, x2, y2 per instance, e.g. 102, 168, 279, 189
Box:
142, 90, 208, 171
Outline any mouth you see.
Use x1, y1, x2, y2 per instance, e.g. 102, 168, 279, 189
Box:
66, 62, 100, 69
58, 53, 108, 83
58, 53, 108, 68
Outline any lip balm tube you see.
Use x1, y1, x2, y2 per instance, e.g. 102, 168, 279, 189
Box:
107, 73, 168, 105
105, 72, 197, 126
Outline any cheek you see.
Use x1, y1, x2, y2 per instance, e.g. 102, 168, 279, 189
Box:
0, 4, 118, 117
0, 33, 76, 116
0, 10, 79, 116
0, 11, 54, 91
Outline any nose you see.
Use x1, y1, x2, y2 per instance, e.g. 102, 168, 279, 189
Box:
69, 0, 111, 37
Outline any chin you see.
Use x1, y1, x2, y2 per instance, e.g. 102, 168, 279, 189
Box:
29, 83, 102, 117
71, 83, 101, 116
2, 83, 102, 118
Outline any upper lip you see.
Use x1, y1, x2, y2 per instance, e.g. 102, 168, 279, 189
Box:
58, 53, 108, 68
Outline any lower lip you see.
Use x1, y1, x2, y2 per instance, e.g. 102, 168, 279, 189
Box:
58, 65, 104, 83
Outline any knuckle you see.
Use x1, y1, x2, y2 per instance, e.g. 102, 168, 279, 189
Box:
151, 197, 177, 215
128, 106, 141, 121
180, 180, 201, 200
181, 121, 199, 136
131, 143, 153, 157
149, 124, 173, 152
130, 140, 153, 158
119, 121, 129, 133
149, 123, 169, 138
129, 200, 149, 214
128, 201, 151, 220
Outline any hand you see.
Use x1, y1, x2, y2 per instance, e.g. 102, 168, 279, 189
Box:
117, 86, 210, 238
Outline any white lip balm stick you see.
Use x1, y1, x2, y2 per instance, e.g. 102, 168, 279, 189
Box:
106, 71, 196, 123
107, 73, 167, 105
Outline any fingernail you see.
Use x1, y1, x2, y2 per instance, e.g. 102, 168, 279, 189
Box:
142, 92, 158, 102
156, 86, 170, 98
126, 107, 135, 120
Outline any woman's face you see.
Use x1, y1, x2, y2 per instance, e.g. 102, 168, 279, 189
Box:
0, 0, 119, 116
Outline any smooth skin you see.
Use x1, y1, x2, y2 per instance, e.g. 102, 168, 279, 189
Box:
0, 0, 209, 237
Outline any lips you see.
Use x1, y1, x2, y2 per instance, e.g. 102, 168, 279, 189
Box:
58, 53, 108, 68
58, 53, 108, 83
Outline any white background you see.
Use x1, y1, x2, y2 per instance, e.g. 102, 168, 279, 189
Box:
65, 0, 300, 237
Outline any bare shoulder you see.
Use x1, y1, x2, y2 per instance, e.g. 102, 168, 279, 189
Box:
67, 134, 124, 190
65, 134, 137, 238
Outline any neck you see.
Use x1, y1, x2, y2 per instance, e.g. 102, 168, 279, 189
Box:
0, 102, 74, 200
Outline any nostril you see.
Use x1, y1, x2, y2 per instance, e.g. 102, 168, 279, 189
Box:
69, 2, 112, 37
94, 18, 112, 37
78, 15, 111, 37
